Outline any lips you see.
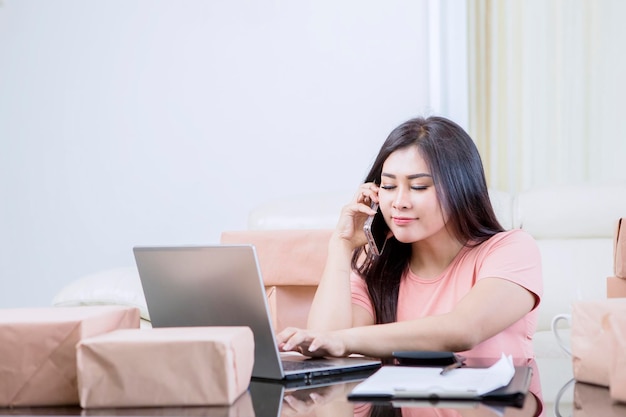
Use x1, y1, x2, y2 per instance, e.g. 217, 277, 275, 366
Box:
392, 217, 416, 226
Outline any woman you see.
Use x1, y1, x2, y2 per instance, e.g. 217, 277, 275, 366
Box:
277, 116, 543, 359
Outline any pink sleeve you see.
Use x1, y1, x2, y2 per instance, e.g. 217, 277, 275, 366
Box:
477, 229, 543, 309
350, 271, 374, 317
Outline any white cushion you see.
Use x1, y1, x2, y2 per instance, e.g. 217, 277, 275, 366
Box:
535, 239, 612, 331
488, 188, 514, 230
52, 267, 150, 322
514, 182, 626, 238
533, 329, 571, 359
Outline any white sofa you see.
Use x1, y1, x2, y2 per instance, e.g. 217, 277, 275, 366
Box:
53, 181, 626, 401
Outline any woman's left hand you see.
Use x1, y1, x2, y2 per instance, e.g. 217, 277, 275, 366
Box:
276, 327, 349, 358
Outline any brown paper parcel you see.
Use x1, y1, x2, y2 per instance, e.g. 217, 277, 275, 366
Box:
607, 276, 626, 298
0, 305, 140, 407
76, 327, 254, 408
604, 313, 626, 403
265, 285, 317, 332
615, 218, 626, 278
571, 299, 626, 386
220, 229, 332, 286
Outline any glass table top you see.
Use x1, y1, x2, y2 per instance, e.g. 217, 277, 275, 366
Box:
1, 357, 625, 417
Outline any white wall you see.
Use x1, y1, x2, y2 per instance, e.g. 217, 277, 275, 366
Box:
0, 0, 467, 308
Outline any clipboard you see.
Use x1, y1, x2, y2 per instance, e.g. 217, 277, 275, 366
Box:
479, 366, 533, 406
347, 365, 533, 408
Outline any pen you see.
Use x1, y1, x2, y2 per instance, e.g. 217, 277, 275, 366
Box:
440, 361, 463, 375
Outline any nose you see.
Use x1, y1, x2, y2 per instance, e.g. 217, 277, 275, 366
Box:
392, 188, 411, 210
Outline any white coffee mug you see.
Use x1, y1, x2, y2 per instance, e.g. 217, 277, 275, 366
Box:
551, 313, 572, 356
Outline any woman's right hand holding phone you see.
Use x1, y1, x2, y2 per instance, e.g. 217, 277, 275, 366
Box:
332, 182, 380, 250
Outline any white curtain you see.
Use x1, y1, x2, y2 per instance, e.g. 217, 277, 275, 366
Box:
427, 0, 469, 130
467, 0, 626, 193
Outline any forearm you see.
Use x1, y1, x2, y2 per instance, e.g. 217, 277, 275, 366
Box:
307, 236, 355, 330
338, 315, 476, 358
335, 277, 535, 358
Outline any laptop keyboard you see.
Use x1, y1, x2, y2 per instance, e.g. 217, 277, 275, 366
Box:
282, 360, 332, 371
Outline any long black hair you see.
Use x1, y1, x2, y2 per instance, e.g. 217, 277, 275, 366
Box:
351, 116, 504, 325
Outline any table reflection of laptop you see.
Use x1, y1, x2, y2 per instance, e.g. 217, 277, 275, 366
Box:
250, 374, 369, 417
134, 244, 381, 382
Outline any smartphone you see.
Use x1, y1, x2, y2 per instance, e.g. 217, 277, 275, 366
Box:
392, 351, 462, 367
363, 203, 389, 256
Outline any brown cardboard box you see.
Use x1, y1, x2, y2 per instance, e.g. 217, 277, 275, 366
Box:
220, 230, 332, 332
607, 276, 626, 298
571, 299, 626, 386
604, 313, 626, 403
0, 306, 140, 407
614, 218, 626, 278
220, 229, 332, 286
77, 327, 254, 408
265, 285, 317, 332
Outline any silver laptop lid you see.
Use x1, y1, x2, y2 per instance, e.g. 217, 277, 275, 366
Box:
134, 244, 285, 379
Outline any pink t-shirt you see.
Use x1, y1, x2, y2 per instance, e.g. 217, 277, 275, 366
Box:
350, 229, 543, 358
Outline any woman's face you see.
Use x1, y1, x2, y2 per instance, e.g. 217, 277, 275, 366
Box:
378, 146, 448, 244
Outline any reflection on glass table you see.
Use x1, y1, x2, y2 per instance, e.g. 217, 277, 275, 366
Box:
7, 358, 626, 417
265, 359, 543, 417
553, 377, 626, 417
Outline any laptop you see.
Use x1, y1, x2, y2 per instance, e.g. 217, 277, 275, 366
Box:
133, 244, 381, 382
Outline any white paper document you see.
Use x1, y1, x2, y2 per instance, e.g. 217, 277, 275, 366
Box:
349, 353, 515, 399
